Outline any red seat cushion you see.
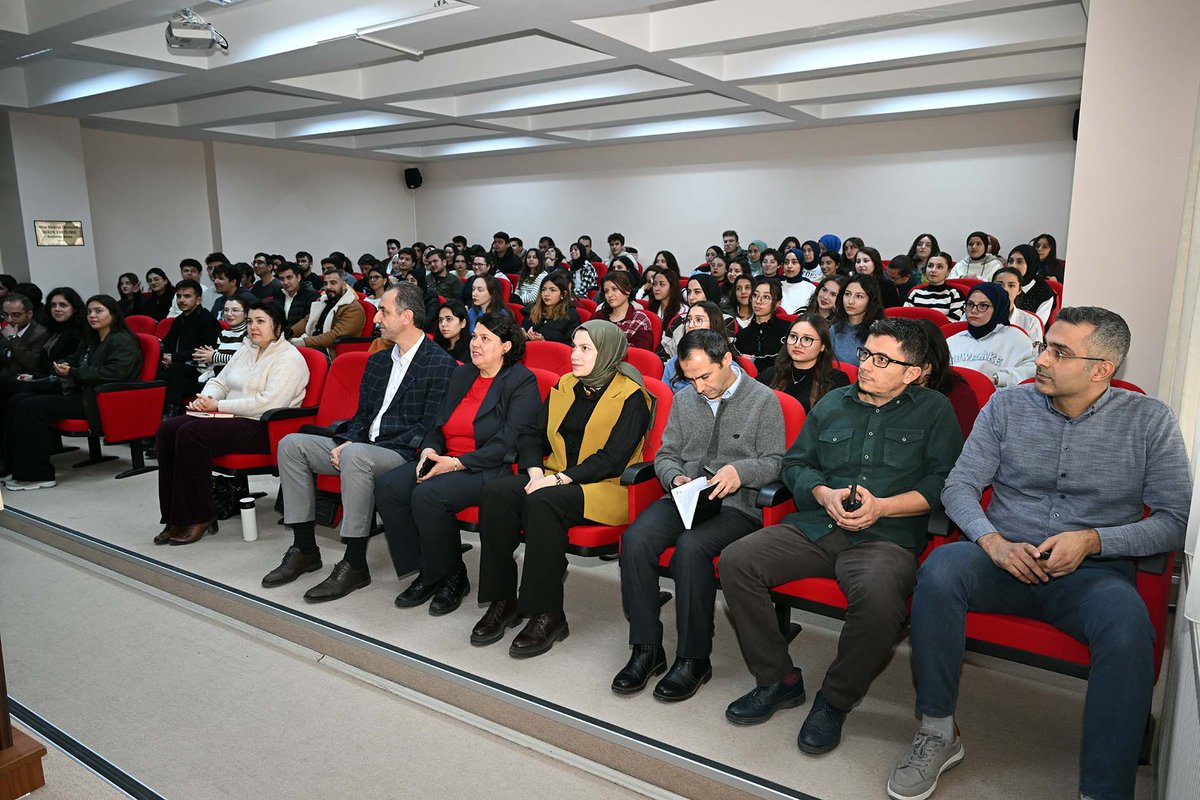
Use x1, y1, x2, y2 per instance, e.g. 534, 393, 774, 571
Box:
566, 524, 622, 550
315, 474, 342, 493
51, 418, 90, 434
212, 453, 273, 471
456, 506, 479, 525
772, 577, 850, 611
965, 613, 1090, 667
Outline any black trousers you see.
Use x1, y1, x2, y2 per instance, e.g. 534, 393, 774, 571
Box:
156, 414, 269, 525
161, 362, 201, 408
375, 460, 508, 585
6, 391, 86, 481
620, 496, 759, 660
0, 377, 35, 472
477, 474, 589, 614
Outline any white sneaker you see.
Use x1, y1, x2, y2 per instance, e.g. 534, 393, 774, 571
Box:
4, 479, 57, 491
887, 730, 965, 800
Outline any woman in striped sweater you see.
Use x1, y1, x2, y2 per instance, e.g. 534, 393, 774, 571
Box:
193, 295, 249, 383
904, 252, 964, 320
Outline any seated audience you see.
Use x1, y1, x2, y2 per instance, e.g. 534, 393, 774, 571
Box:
720, 318, 962, 754
818, 251, 842, 279
567, 243, 599, 298
830, 274, 887, 364
434, 300, 471, 362
169, 259, 217, 315
992, 267, 1044, 343
514, 248, 549, 305
613, 330, 784, 702
758, 248, 781, 280
663, 274, 733, 358
474, 320, 653, 657
735, 278, 790, 374
193, 296, 249, 383
1006, 244, 1057, 325
758, 314, 850, 411
263, 284, 457, 600
249, 253, 282, 301
664, 302, 738, 393
842, 237, 863, 267
468, 274, 509, 332
0, 288, 86, 431
142, 268, 175, 321
275, 262, 320, 332
905, 252, 965, 320
947, 284, 1037, 387
0, 294, 48, 381
730, 275, 754, 329
951, 230, 1004, 280
159, 279, 221, 414
116, 273, 145, 318
803, 275, 847, 322
293, 270, 367, 356
779, 249, 816, 313
853, 247, 901, 308
746, 240, 767, 276
646, 269, 685, 337
594, 272, 654, 351
799, 240, 823, 282
424, 249, 462, 302
885, 255, 922, 299
907, 233, 940, 281
914, 318, 985, 438
154, 302, 308, 545
377, 312, 540, 616
2, 295, 142, 490
362, 266, 390, 309
522, 272, 581, 344
610, 253, 641, 283
818, 234, 841, 257
211, 263, 257, 323
490, 231, 522, 274
891, 307, 1189, 800
1031, 233, 1065, 282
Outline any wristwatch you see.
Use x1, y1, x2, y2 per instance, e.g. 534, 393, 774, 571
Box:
554, 473, 564, 485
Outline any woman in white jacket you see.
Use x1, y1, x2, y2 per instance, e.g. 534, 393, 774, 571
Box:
154, 301, 310, 546
947, 283, 1037, 387
951, 230, 1005, 280
992, 267, 1044, 343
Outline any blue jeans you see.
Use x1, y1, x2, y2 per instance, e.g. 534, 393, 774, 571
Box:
911, 541, 1153, 800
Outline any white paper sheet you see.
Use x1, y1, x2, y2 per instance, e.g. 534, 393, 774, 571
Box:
671, 475, 711, 529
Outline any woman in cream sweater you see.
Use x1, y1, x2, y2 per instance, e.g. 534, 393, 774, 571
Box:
154, 301, 309, 546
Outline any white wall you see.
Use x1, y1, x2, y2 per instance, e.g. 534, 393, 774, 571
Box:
210, 141, 416, 266
82, 129, 213, 295
415, 105, 1077, 266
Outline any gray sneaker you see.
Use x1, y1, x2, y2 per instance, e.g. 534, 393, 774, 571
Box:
887, 730, 964, 800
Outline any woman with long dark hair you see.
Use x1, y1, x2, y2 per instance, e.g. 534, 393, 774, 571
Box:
906, 232, 940, 280
594, 271, 654, 351
1006, 244, 1057, 324
731, 274, 755, 329
830, 274, 886, 363
2, 295, 142, 489
759, 314, 849, 411
853, 246, 901, 308
1030, 233, 1065, 282
663, 302, 737, 393
514, 248, 550, 305
434, 300, 471, 362
735, 277, 790, 373
803, 275, 847, 321
646, 268, 685, 332
663, 274, 736, 358
117, 273, 145, 317
468, 274, 509, 331
841, 237, 864, 266
523, 271, 581, 344
143, 267, 175, 320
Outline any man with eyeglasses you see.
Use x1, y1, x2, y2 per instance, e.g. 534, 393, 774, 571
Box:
719, 318, 962, 755
0, 294, 48, 379
249, 252, 282, 301
888, 307, 1190, 800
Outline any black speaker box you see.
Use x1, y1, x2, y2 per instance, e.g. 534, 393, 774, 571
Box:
404, 167, 423, 189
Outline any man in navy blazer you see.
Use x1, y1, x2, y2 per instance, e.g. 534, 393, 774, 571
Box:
263, 283, 457, 602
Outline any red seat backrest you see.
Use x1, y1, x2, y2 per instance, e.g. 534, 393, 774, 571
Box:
357, 300, 376, 337
641, 377, 673, 460
155, 317, 173, 339
640, 309, 662, 351
576, 307, 593, 323
833, 361, 858, 383
295, 346, 330, 407
1020, 376, 1146, 395
530, 367, 558, 400
506, 303, 525, 324
945, 278, 980, 295
885, 305, 954, 327
734, 354, 758, 378
623, 347, 664, 381
574, 298, 598, 314
524, 340, 572, 374
126, 315, 157, 336
592, 262, 607, 282
772, 390, 806, 445
316, 351, 368, 428
942, 321, 969, 338
133, 333, 161, 382
1045, 279, 1064, 326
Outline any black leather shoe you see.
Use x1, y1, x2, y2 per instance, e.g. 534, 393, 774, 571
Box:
725, 668, 806, 725
797, 691, 848, 754
611, 644, 668, 695
394, 573, 435, 608
428, 569, 470, 616
653, 657, 713, 702
509, 612, 569, 658
471, 600, 523, 646
302, 561, 370, 603
261, 546, 322, 588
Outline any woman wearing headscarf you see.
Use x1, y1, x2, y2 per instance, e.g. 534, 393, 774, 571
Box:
946, 282, 1037, 387
473, 320, 653, 658
818, 234, 842, 259
746, 239, 768, 277
800, 240, 824, 281
1006, 243, 1057, 325
951, 230, 1005, 280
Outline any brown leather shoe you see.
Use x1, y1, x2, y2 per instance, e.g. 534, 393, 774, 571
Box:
154, 525, 180, 545
169, 520, 215, 546
508, 611, 568, 659
470, 599, 523, 646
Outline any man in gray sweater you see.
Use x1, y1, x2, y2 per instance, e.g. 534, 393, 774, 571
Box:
889, 307, 1192, 800
613, 329, 785, 702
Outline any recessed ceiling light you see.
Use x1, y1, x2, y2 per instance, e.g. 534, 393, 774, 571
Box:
16, 48, 52, 60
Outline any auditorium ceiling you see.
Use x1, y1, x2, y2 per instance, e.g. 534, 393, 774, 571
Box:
0, 0, 1086, 161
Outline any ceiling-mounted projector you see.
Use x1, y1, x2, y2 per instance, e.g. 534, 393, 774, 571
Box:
165, 9, 228, 51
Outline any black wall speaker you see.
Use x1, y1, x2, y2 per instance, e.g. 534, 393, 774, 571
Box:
404, 167, 423, 189
1072, 108, 1080, 142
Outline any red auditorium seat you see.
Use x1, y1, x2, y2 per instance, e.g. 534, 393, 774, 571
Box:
734, 355, 758, 378
125, 315, 157, 336
50, 332, 166, 479
574, 298, 598, 314
944, 278, 981, 296
941, 321, 968, 337
575, 307, 593, 323
1045, 279, 1064, 326
1020, 376, 1145, 394
506, 302, 525, 324
885, 305, 956, 327
523, 340, 572, 374
154, 317, 173, 339
640, 311, 663, 352
950, 366, 995, 439
306, 352, 370, 527
332, 300, 380, 357
623, 347, 664, 381
833, 361, 858, 383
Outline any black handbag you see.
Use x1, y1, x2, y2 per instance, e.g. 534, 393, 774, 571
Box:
211, 475, 246, 520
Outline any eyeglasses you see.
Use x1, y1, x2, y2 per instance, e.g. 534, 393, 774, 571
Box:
252, 259, 266, 265
1031, 341, 1108, 363
964, 301, 993, 313
856, 347, 918, 369
785, 334, 816, 347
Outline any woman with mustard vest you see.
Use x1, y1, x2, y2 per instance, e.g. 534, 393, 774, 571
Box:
473, 319, 652, 659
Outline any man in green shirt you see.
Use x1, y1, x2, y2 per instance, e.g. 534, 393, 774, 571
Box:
719, 318, 963, 754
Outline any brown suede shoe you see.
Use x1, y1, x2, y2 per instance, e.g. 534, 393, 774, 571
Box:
508, 612, 568, 659
154, 525, 180, 545
169, 520, 215, 546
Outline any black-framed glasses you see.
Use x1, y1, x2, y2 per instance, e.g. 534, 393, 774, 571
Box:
856, 346, 918, 369
964, 301, 993, 313
785, 334, 816, 347
1031, 341, 1108, 363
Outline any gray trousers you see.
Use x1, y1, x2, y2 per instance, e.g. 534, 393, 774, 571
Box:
719, 525, 917, 711
278, 433, 409, 539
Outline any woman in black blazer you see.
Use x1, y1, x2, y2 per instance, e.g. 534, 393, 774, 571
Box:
377, 311, 541, 616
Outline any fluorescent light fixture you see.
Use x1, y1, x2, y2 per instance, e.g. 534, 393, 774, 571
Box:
376, 136, 555, 159
801, 80, 1082, 119
553, 111, 789, 141
318, 1, 478, 61
16, 48, 52, 60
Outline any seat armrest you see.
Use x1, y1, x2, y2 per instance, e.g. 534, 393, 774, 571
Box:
261, 406, 320, 424
94, 380, 166, 394
334, 336, 376, 345
1136, 552, 1171, 574
620, 461, 658, 486
755, 481, 793, 508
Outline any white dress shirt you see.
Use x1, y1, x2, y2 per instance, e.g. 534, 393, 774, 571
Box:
368, 339, 418, 441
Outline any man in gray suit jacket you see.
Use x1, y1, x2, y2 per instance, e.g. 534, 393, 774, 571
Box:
613, 329, 786, 703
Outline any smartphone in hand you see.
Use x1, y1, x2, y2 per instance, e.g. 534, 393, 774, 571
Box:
417, 458, 435, 478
